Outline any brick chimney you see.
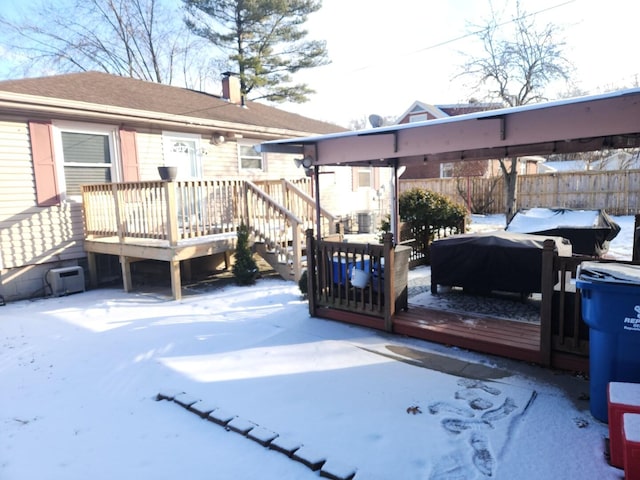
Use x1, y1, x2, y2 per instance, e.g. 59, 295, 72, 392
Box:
222, 72, 242, 105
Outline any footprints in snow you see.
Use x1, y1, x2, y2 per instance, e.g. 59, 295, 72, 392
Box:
471, 432, 495, 477
428, 379, 518, 478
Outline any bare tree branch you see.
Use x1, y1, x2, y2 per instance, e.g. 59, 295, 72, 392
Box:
0, 0, 214, 87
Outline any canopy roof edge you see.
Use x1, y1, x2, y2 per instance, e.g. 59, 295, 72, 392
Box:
260, 88, 640, 168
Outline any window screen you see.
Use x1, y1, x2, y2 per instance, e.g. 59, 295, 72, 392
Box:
239, 143, 263, 170
61, 132, 111, 196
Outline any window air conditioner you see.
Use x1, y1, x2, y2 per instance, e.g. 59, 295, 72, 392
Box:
46, 266, 85, 296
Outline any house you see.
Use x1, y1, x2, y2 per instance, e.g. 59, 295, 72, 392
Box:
395, 100, 541, 179
0, 71, 346, 302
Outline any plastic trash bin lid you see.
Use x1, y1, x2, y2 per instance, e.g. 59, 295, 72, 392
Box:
578, 261, 640, 285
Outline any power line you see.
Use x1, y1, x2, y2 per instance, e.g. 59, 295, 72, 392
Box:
349, 0, 576, 74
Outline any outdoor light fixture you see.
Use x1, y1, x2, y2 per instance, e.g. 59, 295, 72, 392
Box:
294, 155, 313, 168
210, 133, 226, 145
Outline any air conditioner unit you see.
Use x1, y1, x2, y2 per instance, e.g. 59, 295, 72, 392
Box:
45, 266, 85, 296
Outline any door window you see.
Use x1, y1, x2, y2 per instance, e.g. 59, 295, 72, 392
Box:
163, 133, 202, 178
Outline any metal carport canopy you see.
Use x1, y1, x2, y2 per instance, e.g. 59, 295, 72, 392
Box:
260, 88, 640, 167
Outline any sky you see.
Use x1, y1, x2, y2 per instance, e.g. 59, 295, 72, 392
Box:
0, 214, 636, 479
0, 0, 639, 128
280, 0, 640, 126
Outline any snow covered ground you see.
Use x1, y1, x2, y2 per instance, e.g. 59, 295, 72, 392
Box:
1, 215, 636, 479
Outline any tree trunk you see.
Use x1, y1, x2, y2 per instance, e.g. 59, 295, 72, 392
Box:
500, 157, 518, 224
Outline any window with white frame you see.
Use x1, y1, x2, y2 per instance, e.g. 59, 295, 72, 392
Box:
53, 123, 117, 197
238, 141, 263, 170
440, 162, 455, 178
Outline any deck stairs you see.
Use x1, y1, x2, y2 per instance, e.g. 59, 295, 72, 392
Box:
247, 179, 341, 282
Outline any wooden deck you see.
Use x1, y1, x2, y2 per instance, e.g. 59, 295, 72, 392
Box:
315, 304, 589, 373
393, 306, 541, 364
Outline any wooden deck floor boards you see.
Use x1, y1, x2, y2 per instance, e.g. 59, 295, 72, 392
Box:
393, 306, 541, 363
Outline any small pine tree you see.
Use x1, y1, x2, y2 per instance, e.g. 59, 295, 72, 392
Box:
232, 223, 258, 285
298, 269, 308, 297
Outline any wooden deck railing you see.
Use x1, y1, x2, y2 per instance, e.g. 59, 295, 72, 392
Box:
306, 231, 406, 330
540, 230, 640, 369
244, 181, 306, 281
82, 180, 246, 245
82, 178, 340, 283
254, 178, 339, 238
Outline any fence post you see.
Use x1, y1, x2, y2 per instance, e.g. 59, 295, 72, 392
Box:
539, 239, 556, 367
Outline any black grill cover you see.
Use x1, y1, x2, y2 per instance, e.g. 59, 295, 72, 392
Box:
506, 208, 620, 257
430, 231, 571, 295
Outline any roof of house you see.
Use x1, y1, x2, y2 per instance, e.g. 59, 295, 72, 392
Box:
0, 71, 345, 136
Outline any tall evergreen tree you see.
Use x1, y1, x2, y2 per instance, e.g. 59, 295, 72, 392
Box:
183, 0, 329, 103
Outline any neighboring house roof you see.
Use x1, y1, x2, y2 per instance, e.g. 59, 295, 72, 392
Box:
394, 100, 503, 124
394, 101, 448, 123
0, 71, 345, 137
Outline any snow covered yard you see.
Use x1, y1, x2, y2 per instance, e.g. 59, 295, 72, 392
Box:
1, 214, 635, 479
0, 281, 622, 479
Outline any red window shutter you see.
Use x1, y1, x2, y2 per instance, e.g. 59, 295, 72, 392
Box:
373, 168, 380, 190
29, 121, 60, 207
119, 128, 139, 182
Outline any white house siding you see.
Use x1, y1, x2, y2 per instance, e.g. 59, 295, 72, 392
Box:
0, 119, 86, 301
202, 141, 241, 178
135, 130, 166, 180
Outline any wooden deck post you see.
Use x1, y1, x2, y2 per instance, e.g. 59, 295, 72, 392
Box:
539, 239, 556, 367
383, 233, 395, 332
120, 255, 133, 292
112, 183, 125, 242
164, 181, 179, 246
306, 228, 316, 316
87, 252, 98, 288
164, 181, 182, 300
169, 259, 182, 301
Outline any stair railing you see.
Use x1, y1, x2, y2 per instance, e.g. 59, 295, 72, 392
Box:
245, 181, 306, 281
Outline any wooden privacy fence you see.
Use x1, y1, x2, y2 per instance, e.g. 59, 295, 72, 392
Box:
401, 169, 640, 215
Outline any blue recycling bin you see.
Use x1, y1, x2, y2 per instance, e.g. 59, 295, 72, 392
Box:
576, 262, 640, 423
331, 256, 370, 286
